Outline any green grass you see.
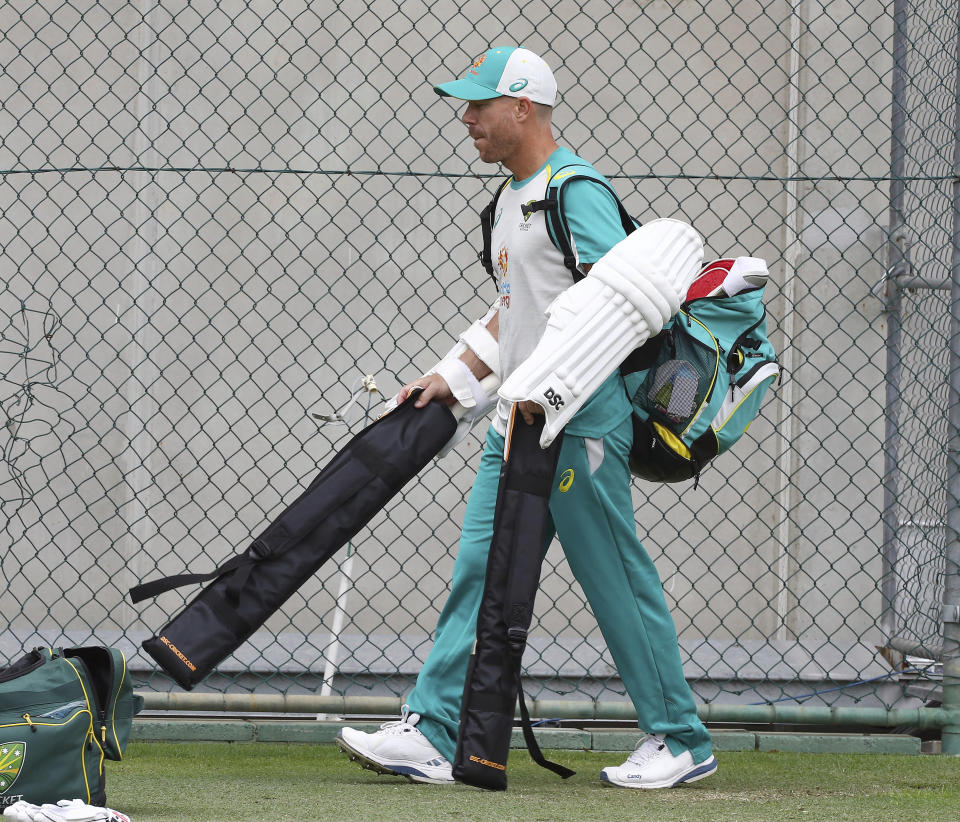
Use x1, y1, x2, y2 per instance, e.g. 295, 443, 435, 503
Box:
108, 742, 960, 822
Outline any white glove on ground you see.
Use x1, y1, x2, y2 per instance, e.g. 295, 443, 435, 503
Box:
3, 799, 130, 822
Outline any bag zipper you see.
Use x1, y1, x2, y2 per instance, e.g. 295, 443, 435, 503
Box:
63, 653, 110, 749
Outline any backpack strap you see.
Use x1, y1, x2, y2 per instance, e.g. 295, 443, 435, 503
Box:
521, 165, 638, 281
479, 177, 512, 287
726, 305, 769, 377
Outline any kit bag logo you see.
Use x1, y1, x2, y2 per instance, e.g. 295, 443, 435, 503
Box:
0, 741, 25, 794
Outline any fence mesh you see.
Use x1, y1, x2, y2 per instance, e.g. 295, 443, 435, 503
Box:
2, 0, 958, 713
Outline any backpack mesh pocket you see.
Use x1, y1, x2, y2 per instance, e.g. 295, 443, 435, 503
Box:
632, 315, 719, 437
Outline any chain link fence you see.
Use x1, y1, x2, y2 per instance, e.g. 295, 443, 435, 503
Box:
2, 0, 959, 718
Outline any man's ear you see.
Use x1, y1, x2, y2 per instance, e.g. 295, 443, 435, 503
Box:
514, 96, 533, 120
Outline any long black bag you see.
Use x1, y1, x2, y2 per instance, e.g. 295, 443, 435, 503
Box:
130, 392, 456, 690
452, 410, 575, 790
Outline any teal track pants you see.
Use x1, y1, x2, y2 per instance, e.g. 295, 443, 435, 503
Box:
406, 414, 712, 765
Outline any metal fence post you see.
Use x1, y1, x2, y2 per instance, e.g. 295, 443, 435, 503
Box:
880, 0, 909, 644
943, 10, 960, 757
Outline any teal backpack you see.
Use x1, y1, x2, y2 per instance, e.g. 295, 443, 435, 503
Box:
621, 263, 780, 484
480, 167, 779, 484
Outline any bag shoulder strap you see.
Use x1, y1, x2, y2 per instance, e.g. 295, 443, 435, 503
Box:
727, 305, 770, 371
479, 177, 512, 286
480, 166, 637, 284
522, 165, 637, 281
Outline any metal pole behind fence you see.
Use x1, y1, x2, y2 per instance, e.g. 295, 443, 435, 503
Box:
942, 6, 960, 757
880, 0, 909, 645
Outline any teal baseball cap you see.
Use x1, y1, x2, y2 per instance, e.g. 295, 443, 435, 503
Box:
434, 46, 557, 106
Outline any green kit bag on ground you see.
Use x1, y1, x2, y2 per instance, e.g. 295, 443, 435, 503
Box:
0, 646, 143, 809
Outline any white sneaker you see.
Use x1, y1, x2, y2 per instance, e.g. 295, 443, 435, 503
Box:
601, 734, 717, 789
336, 705, 454, 784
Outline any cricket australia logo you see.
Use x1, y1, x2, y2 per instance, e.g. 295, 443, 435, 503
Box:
520, 200, 537, 230
0, 742, 25, 794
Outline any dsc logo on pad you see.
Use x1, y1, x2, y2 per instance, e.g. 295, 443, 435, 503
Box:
544, 388, 565, 409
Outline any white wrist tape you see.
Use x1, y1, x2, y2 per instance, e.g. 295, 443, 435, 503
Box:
426, 300, 499, 383
381, 303, 502, 451
499, 218, 703, 448
434, 357, 484, 408
440, 372, 501, 456
458, 317, 501, 378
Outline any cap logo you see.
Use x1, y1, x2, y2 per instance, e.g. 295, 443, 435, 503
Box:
509, 79, 529, 92
469, 54, 486, 75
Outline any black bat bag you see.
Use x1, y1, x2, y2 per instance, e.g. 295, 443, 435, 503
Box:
452, 410, 574, 790
130, 392, 456, 690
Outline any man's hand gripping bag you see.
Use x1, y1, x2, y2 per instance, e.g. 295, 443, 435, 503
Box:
130, 392, 457, 690
452, 409, 573, 790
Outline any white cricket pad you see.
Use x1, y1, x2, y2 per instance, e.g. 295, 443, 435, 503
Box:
499, 218, 703, 447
